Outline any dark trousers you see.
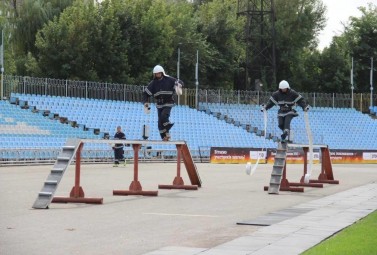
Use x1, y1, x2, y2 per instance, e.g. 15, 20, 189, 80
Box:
278, 115, 294, 134
114, 147, 124, 164
157, 107, 172, 139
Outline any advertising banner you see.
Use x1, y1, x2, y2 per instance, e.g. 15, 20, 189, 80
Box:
330, 150, 377, 164
210, 147, 267, 164
267, 148, 320, 164
210, 147, 377, 164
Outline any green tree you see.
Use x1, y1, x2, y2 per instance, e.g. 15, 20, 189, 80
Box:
196, 0, 245, 89
0, 1, 17, 74
35, 1, 100, 79
274, 0, 326, 91
318, 38, 350, 93
343, 4, 377, 92
92, 0, 131, 83
122, 0, 208, 86
9, 0, 74, 75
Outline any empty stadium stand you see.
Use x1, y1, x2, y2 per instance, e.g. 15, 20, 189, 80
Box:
200, 102, 377, 150
1, 93, 376, 163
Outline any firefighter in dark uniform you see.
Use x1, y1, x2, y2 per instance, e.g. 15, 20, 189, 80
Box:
261, 80, 309, 142
113, 126, 126, 167
142, 65, 183, 141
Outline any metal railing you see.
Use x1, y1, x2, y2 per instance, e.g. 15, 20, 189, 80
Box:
0, 148, 210, 166
2, 75, 376, 165
3, 75, 377, 112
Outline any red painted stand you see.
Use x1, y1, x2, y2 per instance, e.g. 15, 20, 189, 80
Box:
290, 147, 324, 188
264, 145, 339, 193
308, 147, 339, 184
113, 144, 158, 196
158, 144, 198, 190
51, 140, 200, 204
52, 143, 104, 204
264, 162, 304, 193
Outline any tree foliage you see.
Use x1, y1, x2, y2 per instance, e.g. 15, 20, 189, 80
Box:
0, 0, 376, 93
343, 4, 377, 92
274, 0, 326, 91
196, 0, 245, 89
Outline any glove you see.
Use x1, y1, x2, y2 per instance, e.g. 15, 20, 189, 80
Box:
175, 81, 183, 95
144, 103, 151, 114
304, 105, 310, 112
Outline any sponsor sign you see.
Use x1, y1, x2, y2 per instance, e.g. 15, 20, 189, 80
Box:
210, 147, 266, 164
210, 147, 377, 164
330, 150, 377, 164
267, 148, 320, 164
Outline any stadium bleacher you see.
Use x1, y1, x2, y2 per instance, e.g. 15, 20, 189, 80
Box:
1, 93, 376, 163
200, 102, 377, 150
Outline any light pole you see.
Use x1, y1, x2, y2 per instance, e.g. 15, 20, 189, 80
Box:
370, 57, 374, 110
177, 44, 181, 80
351, 57, 354, 109
0, 30, 4, 100
177, 43, 181, 105
195, 50, 199, 110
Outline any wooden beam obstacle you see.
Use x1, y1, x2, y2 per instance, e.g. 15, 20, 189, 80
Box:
48, 139, 201, 206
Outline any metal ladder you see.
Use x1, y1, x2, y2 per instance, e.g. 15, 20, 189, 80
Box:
268, 142, 287, 194
32, 139, 81, 209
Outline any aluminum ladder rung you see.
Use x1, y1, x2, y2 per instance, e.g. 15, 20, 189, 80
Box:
63, 145, 76, 150
57, 156, 70, 161
45, 180, 58, 185
39, 191, 53, 196
51, 168, 64, 173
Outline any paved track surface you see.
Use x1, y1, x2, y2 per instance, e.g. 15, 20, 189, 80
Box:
0, 163, 376, 255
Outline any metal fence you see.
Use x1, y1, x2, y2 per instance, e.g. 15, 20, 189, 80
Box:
0, 148, 210, 166
2, 75, 376, 165
3, 75, 376, 112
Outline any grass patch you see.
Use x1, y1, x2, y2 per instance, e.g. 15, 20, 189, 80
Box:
302, 210, 377, 255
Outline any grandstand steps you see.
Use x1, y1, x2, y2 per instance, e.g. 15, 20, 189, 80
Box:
32, 139, 81, 209
268, 142, 287, 194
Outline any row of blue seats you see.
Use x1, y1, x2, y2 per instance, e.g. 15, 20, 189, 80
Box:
10, 94, 272, 148
3, 94, 376, 156
200, 102, 377, 150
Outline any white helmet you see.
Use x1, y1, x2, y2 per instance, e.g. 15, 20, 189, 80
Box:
153, 65, 166, 76
279, 80, 290, 90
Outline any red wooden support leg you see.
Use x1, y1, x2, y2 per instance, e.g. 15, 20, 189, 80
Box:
310, 147, 339, 184
279, 163, 304, 192
292, 147, 323, 188
158, 144, 198, 190
52, 142, 103, 204
113, 144, 158, 196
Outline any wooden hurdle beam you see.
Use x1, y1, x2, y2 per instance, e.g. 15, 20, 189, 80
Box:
50, 139, 201, 205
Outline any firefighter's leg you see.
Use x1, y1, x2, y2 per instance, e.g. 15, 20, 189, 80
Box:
162, 107, 173, 130
278, 116, 284, 131
278, 116, 287, 141
157, 108, 165, 139
283, 115, 294, 141
161, 107, 173, 140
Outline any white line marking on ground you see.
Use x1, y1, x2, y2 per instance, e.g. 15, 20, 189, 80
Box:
143, 212, 221, 218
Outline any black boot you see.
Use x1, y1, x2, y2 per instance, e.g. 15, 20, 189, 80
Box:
166, 123, 174, 132
281, 133, 287, 143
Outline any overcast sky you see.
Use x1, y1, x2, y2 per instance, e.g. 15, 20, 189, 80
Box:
317, 0, 377, 50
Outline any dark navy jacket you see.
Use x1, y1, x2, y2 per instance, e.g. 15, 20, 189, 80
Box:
114, 131, 126, 148
143, 76, 183, 108
265, 89, 308, 117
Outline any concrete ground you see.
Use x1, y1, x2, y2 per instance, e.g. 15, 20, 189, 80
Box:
0, 162, 376, 255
